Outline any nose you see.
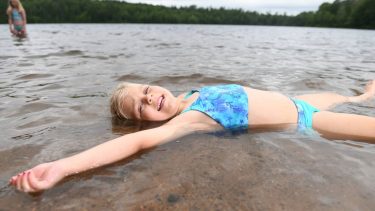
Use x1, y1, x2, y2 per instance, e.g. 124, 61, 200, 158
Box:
144, 93, 153, 105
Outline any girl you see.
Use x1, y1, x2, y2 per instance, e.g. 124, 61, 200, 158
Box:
9, 80, 375, 193
7, 0, 27, 37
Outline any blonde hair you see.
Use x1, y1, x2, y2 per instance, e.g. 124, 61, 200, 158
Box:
110, 82, 134, 119
7, 0, 25, 15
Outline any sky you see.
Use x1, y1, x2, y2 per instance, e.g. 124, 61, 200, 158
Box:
123, 0, 335, 15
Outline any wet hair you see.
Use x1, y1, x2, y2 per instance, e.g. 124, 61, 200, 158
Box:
110, 82, 134, 119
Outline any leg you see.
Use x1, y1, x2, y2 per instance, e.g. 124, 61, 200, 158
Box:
312, 111, 375, 143
294, 92, 349, 110
295, 80, 375, 110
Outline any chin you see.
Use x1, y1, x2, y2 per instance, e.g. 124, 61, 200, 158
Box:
159, 115, 174, 122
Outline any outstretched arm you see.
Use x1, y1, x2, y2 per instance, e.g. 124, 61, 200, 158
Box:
56, 123, 190, 175
10, 121, 203, 193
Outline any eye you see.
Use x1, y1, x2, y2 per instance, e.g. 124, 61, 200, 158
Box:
139, 104, 144, 116
144, 86, 150, 94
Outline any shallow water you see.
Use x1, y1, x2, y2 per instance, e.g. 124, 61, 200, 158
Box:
0, 24, 375, 210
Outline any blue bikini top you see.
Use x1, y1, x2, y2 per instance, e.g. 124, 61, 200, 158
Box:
182, 84, 248, 130
11, 9, 22, 21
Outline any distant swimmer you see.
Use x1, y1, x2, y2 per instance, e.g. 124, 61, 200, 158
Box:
7, 0, 27, 37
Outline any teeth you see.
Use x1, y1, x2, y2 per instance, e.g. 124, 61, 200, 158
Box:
158, 96, 164, 111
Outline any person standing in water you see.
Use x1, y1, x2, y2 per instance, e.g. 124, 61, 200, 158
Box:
7, 0, 27, 37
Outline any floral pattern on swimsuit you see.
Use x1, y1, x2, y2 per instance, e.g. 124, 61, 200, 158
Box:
183, 84, 248, 130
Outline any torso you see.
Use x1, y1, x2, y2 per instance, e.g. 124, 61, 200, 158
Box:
11, 8, 23, 25
175, 85, 298, 131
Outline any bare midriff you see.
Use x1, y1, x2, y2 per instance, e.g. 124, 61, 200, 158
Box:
243, 87, 298, 128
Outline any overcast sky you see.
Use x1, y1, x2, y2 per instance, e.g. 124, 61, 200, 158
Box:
123, 0, 335, 15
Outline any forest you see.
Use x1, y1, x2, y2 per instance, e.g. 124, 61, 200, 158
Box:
1, 0, 374, 29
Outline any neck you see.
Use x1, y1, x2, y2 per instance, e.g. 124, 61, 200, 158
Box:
175, 102, 183, 117
174, 92, 196, 116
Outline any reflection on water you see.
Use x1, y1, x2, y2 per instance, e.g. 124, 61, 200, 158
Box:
0, 24, 374, 210
11, 35, 29, 46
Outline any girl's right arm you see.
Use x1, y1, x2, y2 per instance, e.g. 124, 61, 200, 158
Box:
7, 11, 15, 35
10, 120, 207, 193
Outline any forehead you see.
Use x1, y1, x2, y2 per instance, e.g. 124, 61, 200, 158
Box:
126, 83, 143, 93
121, 84, 144, 119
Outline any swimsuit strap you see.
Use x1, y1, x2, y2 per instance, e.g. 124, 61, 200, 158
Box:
184, 89, 199, 99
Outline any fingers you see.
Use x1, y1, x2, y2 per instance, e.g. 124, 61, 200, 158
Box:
22, 172, 35, 192
10, 171, 38, 193
10, 162, 59, 193
9, 175, 18, 185
16, 172, 24, 191
27, 171, 38, 191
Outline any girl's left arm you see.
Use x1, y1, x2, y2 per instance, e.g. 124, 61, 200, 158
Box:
21, 9, 27, 30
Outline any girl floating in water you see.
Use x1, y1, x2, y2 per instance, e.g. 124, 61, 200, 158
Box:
9, 80, 375, 192
7, 0, 27, 37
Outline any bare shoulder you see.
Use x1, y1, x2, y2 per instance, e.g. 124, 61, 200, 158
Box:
167, 110, 222, 132
135, 111, 220, 149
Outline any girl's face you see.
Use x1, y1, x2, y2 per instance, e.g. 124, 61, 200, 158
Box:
121, 84, 180, 121
10, 0, 19, 7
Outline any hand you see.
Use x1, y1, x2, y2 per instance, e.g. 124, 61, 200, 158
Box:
10, 29, 17, 35
9, 162, 66, 193
19, 29, 27, 37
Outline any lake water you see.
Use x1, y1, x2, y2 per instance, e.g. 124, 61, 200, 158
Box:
0, 24, 375, 210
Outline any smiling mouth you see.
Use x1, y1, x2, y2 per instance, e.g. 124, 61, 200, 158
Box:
157, 95, 165, 111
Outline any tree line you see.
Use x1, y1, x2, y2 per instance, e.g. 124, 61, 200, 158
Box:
1, 0, 374, 29
295, 0, 374, 28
